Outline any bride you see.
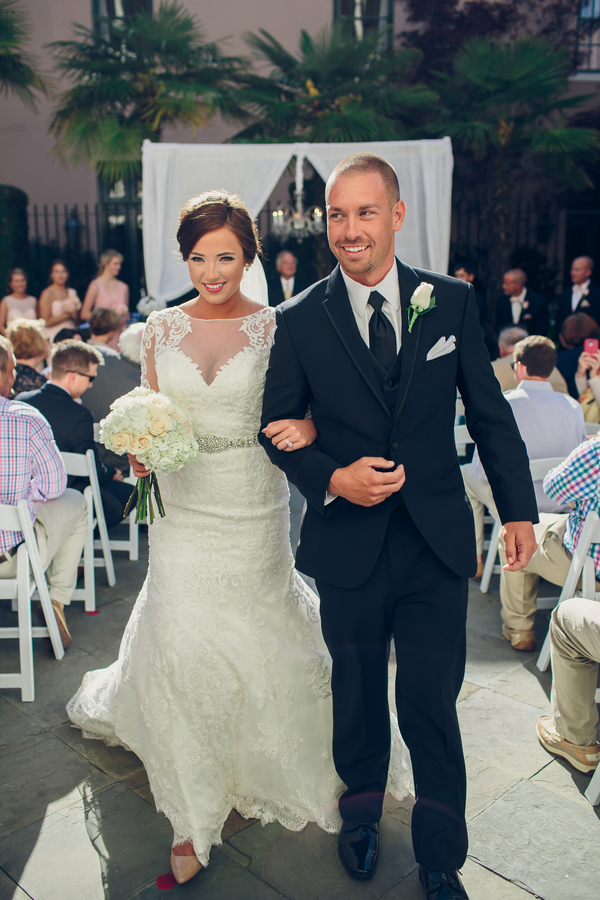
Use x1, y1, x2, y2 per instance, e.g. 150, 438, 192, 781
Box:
68, 191, 411, 886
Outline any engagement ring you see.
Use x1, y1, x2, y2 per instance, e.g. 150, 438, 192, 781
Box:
284, 438, 293, 448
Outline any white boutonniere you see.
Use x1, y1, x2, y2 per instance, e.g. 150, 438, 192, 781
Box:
408, 282, 436, 333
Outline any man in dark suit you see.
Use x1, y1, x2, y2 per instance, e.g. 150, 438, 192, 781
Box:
267, 250, 310, 306
495, 268, 549, 336
18, 340, 131, 529
259, 154, 538, 900
556, 256, 600, 332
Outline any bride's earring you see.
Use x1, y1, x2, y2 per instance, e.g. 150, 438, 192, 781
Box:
244, 264, 251, 272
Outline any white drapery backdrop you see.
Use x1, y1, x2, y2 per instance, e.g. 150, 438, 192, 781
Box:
142, 138, 453, 303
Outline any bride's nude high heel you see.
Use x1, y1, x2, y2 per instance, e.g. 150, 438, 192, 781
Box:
170, 851, 202, 884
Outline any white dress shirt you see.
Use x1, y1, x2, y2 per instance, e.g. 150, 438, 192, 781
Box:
510, 287, 527, 325
280, 276, 295, 301
572, 279, 591, 311
473, 379, 586, 512
340, 264, 402, 352
326, 264, 402, 504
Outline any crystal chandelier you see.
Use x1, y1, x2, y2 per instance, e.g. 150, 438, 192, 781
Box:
271, 154, 324, 242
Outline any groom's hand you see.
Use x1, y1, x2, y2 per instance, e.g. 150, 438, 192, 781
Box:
328, 458, 405, 507
502, 521, 537, 572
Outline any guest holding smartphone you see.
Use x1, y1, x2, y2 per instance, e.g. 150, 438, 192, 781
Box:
575, 336, 600, 423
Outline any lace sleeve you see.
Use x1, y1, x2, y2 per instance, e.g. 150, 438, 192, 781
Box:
141, 312, 160, 391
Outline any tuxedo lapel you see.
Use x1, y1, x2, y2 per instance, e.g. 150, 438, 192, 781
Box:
322, 265, 390, 417
392, 259, 423, 427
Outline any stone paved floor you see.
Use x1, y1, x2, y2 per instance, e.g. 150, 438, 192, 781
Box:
1, 497, 600, 900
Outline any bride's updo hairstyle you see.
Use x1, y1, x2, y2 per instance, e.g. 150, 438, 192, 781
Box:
177, 191, 261, 264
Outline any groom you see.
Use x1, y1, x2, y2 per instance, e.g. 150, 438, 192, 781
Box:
259, 154, 537, 900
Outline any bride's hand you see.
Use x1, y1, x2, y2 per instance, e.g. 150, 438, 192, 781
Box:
263, 418, 318, 451
127, 452, 151, 477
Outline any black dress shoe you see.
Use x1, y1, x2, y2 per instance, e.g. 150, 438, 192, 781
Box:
338, 822, 379, 879
418, 866, 469, 899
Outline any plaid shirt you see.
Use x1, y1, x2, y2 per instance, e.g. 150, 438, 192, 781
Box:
543, 437, 600, 578
0, 396, 66, 555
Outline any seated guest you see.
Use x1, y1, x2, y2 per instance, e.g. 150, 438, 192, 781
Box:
493, 326, 568, 393
537, 597, 600, 774
0, 336, 86, 650
463, 335, 585, 579
574, 344, 600, 423
499, 437, 600, 651
556, 256, 600, 333
53, 327, 85, 343
556, 312, 599, 399
267, 250, 310, 307
17, 340, 131, 530
83, 311, 142, 474
5, 318, 49, 395
495, 268, 549, 337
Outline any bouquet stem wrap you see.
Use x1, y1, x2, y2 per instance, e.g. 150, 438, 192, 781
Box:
124, 472, 166, 524
99, 387, 198, 524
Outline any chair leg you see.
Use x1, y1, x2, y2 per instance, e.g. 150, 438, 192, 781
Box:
84, 491, 96, 612
95, 508, 116, 587
480, 517, 502, 594
585, 766, 600, 806
536, 633, 552, 672
17, 553, 34, 701
129, 510, 139, 561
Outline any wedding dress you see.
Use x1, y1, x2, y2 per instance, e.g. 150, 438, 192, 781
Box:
67, 303, 412, 865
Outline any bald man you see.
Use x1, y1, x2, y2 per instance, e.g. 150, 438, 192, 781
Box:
556, 256, 600, 331
495, 268, 549, 337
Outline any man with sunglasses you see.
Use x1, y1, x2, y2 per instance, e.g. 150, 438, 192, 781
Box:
17, 340, 131, 530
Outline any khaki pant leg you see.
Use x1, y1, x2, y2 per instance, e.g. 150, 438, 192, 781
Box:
550, 597, 600, 746
33, 489, 87, 606
499, 513, 572, 636
461, 463, 497, 557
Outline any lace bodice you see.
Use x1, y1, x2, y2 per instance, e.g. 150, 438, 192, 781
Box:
141, 306, 275, 437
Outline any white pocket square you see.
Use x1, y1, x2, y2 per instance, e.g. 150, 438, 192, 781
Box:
426, 335, 456, 361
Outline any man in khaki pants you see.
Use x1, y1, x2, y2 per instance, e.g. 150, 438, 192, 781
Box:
537, 597, 600, 773
500, 436, 600, 651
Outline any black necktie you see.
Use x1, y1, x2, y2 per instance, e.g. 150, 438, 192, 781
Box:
368, 291, 397, 372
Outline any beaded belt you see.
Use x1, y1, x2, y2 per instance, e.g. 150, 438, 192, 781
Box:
196, 433, 259, 453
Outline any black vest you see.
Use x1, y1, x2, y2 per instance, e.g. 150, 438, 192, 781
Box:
368, 350, 403, 414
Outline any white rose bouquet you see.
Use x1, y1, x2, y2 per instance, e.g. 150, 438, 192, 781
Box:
100, 387, 198, 523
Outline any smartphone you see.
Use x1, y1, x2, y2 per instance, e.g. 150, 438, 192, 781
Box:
584, 338, 599, 354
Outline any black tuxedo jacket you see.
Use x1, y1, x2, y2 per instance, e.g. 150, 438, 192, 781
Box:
17, 382, 114, 491
267, 276, 311, 307
259, 259, 538, 588
556, 283, 600, 331
495, 289, 549, 336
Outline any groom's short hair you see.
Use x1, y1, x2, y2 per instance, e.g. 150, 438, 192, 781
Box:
326, 154, 400, 208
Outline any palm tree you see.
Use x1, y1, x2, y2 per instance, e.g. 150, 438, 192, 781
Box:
0, 0, 49, 109
48, 1, 246, 181
231, 22, 437, 143
432, 36, 598, 317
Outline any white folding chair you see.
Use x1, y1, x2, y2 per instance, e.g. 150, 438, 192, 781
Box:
0, 499, 64, 701
585, 423, 600, 437
62, 450, 116, 590
479, 457, 567, 595
537, 508, 600, 672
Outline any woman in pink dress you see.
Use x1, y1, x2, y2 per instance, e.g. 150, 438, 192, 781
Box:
38, 259, 82, 342
0, 268, 38, 335
81, 249, 129, 350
